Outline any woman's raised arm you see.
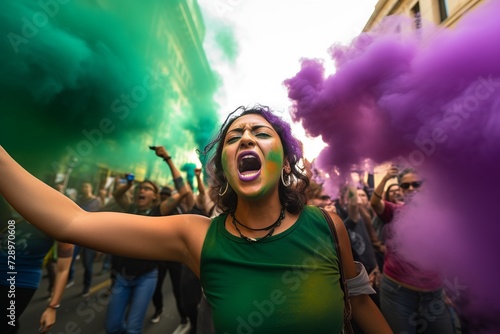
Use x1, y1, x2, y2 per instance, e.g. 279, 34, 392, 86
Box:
0, 146, 209, 270
0, 146, 85, 236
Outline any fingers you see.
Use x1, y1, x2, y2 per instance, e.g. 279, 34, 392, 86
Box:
39, 321, 48, 333
39, 309, 56, 333
369, 275, 380, 288
151, 146, 169, 158
369, 269, 381, 287
385, 166, 399, 179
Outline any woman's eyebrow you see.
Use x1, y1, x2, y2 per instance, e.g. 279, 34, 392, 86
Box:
227, 124, 273, 134
251, 125, 273, 131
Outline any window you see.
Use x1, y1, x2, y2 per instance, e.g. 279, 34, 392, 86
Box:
438, 0, 449, 22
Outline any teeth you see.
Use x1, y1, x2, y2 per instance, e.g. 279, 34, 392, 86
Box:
241, 171, 259, 177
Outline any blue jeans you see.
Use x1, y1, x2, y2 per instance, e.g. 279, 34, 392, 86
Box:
82, 248, 97, 291
105, 269, 158, 334
67, 245, 80, 282
380, 276, 455, 334
101, 253, 112, 272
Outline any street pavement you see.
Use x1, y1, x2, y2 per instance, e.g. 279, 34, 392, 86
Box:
19, 256, 186, 334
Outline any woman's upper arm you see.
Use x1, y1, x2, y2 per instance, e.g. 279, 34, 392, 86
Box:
370, 196, 385, 215
69, 212, 210, 271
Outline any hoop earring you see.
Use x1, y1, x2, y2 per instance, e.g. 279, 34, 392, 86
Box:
219, 182, 229, 196
281, 168, 291, 187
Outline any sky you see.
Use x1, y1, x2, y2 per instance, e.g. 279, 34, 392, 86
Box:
198, 0, 379, 161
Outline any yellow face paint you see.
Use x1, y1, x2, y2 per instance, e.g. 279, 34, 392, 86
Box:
258, 143, 284, 195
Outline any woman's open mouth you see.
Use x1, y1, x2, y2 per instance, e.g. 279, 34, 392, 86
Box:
237, 151, 262, 182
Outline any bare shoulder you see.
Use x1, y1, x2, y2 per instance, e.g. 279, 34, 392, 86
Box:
163, 213, 211, 243
185, 213, 211, 235
169, 213, 212, 276
177, 213, 212, 231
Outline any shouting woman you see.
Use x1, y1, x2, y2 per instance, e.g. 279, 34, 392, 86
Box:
0, 106, 391, 334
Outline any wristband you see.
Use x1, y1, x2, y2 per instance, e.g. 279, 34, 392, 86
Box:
48, 304, 60, 310
373, 192, 382, 199
163, 156, 171, 162
173, 176, 184, 190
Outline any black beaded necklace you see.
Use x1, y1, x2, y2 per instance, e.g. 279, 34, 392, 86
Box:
231, 208, 285, 242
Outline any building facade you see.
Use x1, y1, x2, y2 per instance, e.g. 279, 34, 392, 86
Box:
363, 0, 485, 31
361, 0, 486, 190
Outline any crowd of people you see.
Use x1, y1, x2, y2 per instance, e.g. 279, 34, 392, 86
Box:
1, 144, 211, 334
0, 106, 466, 333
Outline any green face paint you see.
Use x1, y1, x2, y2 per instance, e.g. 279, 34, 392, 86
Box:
257, 144, 284, 196
265, 147, 284, 175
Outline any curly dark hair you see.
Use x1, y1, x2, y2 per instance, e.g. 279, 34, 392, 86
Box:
202, 105, 309, 214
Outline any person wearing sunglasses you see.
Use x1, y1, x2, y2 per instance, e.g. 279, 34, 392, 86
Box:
399, 180, 422, 193
370, 167, 455, 334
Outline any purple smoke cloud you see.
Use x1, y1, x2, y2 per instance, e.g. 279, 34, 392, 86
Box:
285, 0, 500, 331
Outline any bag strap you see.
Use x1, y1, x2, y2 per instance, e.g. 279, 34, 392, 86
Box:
319, 208, 353, 323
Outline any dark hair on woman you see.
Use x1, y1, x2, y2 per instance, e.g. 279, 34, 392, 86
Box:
202, 105, 309, 214
384, 183, 400, 202
356, 187, 369, 198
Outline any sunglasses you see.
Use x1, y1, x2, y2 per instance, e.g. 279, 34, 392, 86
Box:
318, 195, 331, 201
399, 181, 423, 190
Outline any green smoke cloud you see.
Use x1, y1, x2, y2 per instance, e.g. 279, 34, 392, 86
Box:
0, 0, 220, 182
214, 24, 239, 63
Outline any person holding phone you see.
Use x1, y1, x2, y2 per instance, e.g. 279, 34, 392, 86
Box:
106, 146, 191, 334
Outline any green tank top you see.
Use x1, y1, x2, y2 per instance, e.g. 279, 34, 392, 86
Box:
201, 205, 344, 333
